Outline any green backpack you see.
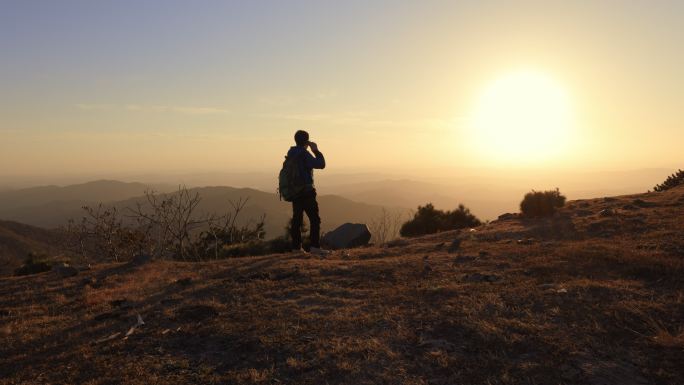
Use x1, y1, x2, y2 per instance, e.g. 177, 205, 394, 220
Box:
278, 152, 307, 202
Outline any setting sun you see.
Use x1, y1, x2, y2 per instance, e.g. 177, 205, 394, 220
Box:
469, 70, 574, 164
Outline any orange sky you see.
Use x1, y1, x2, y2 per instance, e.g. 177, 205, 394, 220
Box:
1, 1, 682, 178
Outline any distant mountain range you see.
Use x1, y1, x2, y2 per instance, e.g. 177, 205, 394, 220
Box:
0, 180, 174, 212
0, 180, 403, 241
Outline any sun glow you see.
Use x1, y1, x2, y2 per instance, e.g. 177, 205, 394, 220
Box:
468, 70, 574, 164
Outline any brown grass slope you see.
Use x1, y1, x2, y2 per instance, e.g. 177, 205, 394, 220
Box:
1, 187, 683, 385
0, 220, 64, 277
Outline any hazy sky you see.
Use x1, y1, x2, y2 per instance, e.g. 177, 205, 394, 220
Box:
1, 0, 682, 178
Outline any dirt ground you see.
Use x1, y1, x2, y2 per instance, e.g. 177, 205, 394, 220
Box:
1, 187, 683, 384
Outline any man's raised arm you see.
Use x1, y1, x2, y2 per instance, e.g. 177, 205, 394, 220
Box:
306, 141, 326, 169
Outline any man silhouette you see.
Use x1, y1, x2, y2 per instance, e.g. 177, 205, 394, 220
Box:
287, 130, 330, 255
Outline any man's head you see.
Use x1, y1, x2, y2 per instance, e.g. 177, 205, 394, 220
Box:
294, 130, 309, 147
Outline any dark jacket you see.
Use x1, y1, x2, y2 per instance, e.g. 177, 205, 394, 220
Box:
286, 146, 325, 185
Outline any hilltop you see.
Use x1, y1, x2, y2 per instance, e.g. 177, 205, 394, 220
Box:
1, 186, 683, 384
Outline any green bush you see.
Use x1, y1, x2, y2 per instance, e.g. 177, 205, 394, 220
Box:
653, 169, 684, 192
400, 203, 481, 237
520, 188, 566, 217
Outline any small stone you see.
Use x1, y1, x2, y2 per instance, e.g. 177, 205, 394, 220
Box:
598, 208, 617, 217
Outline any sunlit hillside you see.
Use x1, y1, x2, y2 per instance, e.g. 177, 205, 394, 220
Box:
2, 186, 683, 384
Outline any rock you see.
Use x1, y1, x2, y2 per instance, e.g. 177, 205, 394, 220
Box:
598, 208, 616, 217
52, 262, 78, 278
322, 223, 371, 249
497, 213, 518, 221
447, 239, 461, 253
124, 313, 145, 338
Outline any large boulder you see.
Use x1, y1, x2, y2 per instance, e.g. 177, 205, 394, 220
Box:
322, 223, 372, 249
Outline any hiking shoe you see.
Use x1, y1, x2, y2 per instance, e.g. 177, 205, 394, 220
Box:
291, 248, 308, 254
310, 247, 331, 257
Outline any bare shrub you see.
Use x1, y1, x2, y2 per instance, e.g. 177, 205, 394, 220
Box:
62, 204, 144, 262
369, 208, 407, 244
64, 185, 265, 262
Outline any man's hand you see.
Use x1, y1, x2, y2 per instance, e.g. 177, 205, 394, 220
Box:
308, 141, 319, 153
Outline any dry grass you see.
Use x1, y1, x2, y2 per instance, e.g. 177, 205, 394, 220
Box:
1, 186, 683, 384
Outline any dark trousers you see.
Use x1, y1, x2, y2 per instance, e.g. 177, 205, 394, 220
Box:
291, 189, 321, 249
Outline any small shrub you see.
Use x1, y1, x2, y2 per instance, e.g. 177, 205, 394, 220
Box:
400, 203, 481, 237
14, 252, 53, 276
654, 169, 684, 192
220, 240, 270, 258
520, 188, 566, 217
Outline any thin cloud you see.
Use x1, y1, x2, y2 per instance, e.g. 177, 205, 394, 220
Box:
76, 103, 230, 115
75, 103, 115, 110
125, 104, 231, 115
259, 111, 448, 130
